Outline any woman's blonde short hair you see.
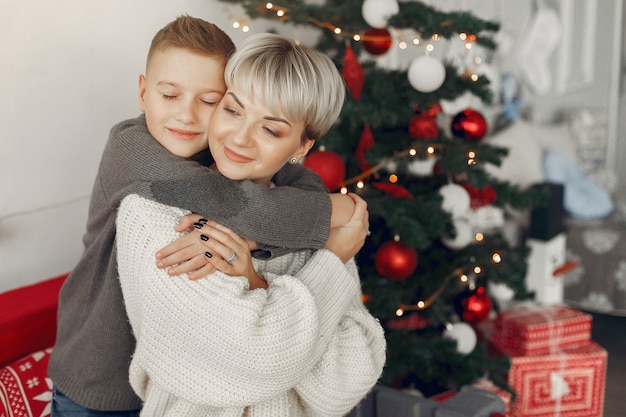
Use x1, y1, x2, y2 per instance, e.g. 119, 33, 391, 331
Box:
224, 33, 345, 142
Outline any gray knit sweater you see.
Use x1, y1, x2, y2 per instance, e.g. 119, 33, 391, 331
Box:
48, 115, 331, 411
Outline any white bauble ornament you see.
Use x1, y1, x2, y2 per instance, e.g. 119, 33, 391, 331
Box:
487, 281, 515, 306
408, 55, 446, 93
443, 322, 477, 355
407, 158, 437, 176
439, 183, 471, 219
470, 205, 505, 232
441, 217, 474, 250
361, 0, 399, 29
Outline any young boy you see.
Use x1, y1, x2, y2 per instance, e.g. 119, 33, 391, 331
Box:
49, 16, 353, 416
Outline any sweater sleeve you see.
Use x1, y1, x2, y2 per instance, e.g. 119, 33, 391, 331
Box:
103, 116, 331, 254
294, 301, 386, 416
289, 257, 386, 417
116, 195, 359, 408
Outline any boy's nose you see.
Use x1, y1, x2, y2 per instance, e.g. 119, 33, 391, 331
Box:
175, 102, 196, 123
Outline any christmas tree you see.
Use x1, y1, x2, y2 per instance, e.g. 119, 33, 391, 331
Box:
217, 0, 545, 396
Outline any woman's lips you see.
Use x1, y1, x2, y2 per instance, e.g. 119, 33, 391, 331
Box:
224, 146, 254, 163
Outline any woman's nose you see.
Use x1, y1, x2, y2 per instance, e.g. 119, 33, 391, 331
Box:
232, 123, 254, 147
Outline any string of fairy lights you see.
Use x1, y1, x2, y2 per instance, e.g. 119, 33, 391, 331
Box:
228, 2, 505, 318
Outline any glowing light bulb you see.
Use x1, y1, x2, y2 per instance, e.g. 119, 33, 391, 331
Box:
409, 148, 417, 156
389, 174, 398, 183
459, 33, 467, 40
417, 301, 425, 309
276, 9, 285, 17
357, 181, 365, 189
396, 308, 404, 317
399, 41, 407, 49
334, 27, 342, 35
232, 22, 240, 29
426, 43, 434, 52
474, 266, 482, 274
265, 2, 273, 9
340, 187, 348, 194
460, 274, 468, 283
353, 34, 361, 41
492, 253, 502, 263
475, 233, 484, 242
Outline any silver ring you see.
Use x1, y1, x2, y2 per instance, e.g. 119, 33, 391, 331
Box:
225, 252, 238, 264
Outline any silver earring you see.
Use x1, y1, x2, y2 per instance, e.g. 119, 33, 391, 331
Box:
290, 157, 298, 164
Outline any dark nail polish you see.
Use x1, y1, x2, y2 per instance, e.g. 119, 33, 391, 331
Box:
200, 234, 209, 241
193, 222, 204, 229
198, 218, 208, 225
204, 251, 213, 258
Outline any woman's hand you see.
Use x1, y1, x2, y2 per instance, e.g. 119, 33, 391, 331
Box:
192, 220, 267, 289
156, 214, 263, 286
325, 193, 369, 263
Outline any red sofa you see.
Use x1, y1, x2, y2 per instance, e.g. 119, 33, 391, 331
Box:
0, 273, 68, 416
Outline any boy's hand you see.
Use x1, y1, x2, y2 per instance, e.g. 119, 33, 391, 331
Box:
325, 193, 369, 263
329, 193, 356, 228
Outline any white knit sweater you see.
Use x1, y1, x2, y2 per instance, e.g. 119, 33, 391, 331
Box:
116, 195, 386, 417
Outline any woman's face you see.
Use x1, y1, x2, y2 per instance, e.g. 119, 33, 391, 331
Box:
208, 84, 314, 186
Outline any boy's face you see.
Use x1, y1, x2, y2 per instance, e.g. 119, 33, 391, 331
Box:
208, 84, 314, 186
139, 47, 226, 158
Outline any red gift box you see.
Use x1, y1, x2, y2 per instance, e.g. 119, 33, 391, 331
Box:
506, 341, 607, 417
492, 305, 592, 356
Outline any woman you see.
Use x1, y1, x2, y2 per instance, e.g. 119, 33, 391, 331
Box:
116, 33, 386, 417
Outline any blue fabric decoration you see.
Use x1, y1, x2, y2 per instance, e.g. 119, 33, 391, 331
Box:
543, 149, 613, 219
500, 72, 523, 122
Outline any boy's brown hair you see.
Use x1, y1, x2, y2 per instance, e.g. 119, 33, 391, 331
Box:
146, 15, 236, 69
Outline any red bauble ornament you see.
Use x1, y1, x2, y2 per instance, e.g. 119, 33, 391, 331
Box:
409, 113, 438, 139
362, 28, 392, 56
454, 286, 492, 323
375, 240, 418, 281
303, 150, 346, 190
451, 108, 487, 141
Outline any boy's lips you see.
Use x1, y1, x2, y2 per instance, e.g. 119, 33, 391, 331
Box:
168, 127, 200, 140
224, 146, 253, 163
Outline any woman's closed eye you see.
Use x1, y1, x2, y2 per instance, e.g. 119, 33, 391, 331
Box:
263, 126, 279, 137
223, 106, 240, 116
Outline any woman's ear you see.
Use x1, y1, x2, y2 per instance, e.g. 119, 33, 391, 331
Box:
295, 138, 315, 160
